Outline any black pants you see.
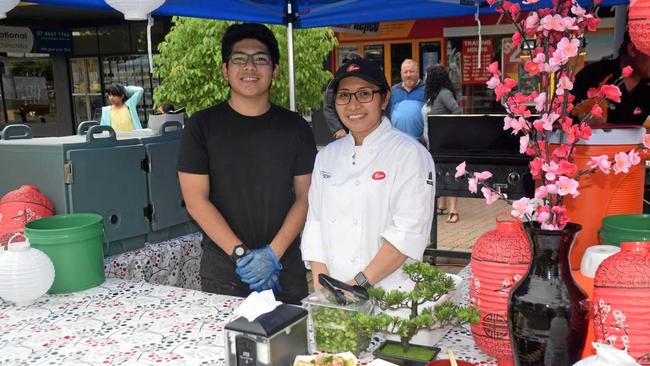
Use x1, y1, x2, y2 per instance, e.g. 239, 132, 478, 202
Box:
200, 245, 308, 305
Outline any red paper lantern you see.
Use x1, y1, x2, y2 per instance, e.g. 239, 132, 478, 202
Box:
0, 186, 54, 248
629, 0, 650, 56
470, 214, 531, 366
593, 241, 650, 365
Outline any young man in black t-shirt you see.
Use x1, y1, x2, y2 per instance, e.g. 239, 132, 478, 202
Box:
177, 23, 317, 304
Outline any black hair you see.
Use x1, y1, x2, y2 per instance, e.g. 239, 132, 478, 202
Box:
106, 83, 128, 102
158, 103, 175, 113
424, 64, 457, 105
618, 31, 631, 58
221, 23, 280, 66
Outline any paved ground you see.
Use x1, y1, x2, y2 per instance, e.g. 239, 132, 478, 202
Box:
435, 197, 512, 253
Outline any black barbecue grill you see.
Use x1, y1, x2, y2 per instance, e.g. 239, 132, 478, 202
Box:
426, 114, 535, 260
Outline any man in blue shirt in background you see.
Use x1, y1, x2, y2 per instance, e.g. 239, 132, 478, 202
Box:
389, 59, 426, 142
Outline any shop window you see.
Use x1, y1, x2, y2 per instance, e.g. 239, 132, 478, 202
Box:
390, 43, 412, 86
338, 45, 359, 67
70, 57, 102, 125
364, 44, 384, 71
98, 25, 131, 54
102, 55, 156, 125
129, 21, 168, 54
1, 57, 58, 124
72, 27, 99, 56
419, 41, 441, 76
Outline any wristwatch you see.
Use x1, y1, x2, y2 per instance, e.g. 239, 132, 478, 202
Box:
354, 271, 371, 289
230, 243, 249, 263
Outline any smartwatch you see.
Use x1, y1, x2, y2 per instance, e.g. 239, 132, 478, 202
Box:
230, 243, 249, 263
354, 271, 371, 289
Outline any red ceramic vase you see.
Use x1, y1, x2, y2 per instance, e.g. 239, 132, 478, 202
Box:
470, 214, 531, 366
593, 241, 650, 365
0, 185, 54, 249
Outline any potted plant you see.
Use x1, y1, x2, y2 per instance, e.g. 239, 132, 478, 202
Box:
353, 262, 479, 366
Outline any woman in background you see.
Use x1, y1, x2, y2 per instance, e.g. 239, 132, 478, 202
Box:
100, 83, 144, 132
421, 64, 462, 223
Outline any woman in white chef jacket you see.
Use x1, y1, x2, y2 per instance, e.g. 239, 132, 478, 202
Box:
301, 57, 436, 291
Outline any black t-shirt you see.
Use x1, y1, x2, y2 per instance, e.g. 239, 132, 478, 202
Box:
177, 101, 317, 273
573, 57, 650, 125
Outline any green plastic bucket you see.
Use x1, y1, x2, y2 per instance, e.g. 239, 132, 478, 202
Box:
25, 213, 105, 294
600, 214, 650, 247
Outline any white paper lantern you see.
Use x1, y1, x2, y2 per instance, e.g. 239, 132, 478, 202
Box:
0, 0, 19, 19
0, 237, 55, 306
105, 0, 165, 21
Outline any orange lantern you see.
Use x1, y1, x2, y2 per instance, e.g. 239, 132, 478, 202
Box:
629, 0, 650, 56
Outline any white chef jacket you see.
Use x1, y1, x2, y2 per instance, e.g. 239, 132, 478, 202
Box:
301, 117, 436, 290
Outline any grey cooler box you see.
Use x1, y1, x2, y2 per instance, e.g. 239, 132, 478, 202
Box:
0, 124, 151, 256
113, 121, 197, 243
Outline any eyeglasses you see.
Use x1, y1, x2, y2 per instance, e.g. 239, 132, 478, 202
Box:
335, 88, 382, 105
228, 52, 273, 66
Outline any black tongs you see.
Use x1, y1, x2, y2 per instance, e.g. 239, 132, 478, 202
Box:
318, 273, 369, 305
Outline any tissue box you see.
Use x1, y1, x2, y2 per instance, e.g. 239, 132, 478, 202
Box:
302, 290, 374, 355
225, 304, 308, 366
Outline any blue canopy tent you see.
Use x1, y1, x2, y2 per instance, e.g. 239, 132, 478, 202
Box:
27, 0, 630, 109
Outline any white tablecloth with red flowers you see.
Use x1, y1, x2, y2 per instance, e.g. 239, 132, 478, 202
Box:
103, 232, 203, 290
0, 229, 498, 366
0, 279, 243, 365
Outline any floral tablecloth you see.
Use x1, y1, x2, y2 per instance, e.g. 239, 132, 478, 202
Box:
103, 233, 203, 290
0, 279, 243, 365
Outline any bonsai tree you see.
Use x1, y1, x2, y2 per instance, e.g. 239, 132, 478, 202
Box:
354, 262, 479, 353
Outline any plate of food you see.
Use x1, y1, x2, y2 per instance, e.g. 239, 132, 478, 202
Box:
294, 352, 358, 366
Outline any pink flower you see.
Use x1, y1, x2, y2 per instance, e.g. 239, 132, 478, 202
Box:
555, 37, 580, 59
508, 3, 521, 18
519, 134, 530, 154
468, 177, 479, 193
561, 17, 579, 31
486, 76, 501, 90
482, 187, 499, 205
571, 4, 586, 16
474, 171, 493, 180
455, 161, 467, 178
600, 84, 622, 103
541, 14, 567, 32
524, 61, 540, 76
536, 209, 551, 224
512, 31, 523, 47
525, 12, 540, 30
511, 197, 533, 218
613, 152, 631, 174
560, 160, 578, 178
546, 183, 558, 194
643, 134, 650, 150
591, 104, 603, 118
534, 92, 546, 112
535, 185, 549, 199
622, 66, 634, 78
530, 157, 544, 179
628, 150, 641, 165
487, 61, 500, 77
557, 176, 579, 197
586, 154, 611, 174
543, 161, 561, 181
556, 76, 573, 96
540, 112, 560, 131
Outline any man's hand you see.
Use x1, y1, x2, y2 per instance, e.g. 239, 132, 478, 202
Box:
236, 246, 283, 292
334, 128, 347, 139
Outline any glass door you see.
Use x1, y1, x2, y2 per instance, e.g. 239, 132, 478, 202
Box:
70, 57, 102, 124
390, 43, 413, 86
419, 41, 441, 76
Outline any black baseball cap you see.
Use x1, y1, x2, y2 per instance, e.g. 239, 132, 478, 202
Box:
331, 57, 389, 92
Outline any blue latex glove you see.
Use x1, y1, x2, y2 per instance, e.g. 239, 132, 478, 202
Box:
236, 246, 282, 291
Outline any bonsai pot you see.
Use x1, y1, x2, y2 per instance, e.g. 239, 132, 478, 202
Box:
373, 340, 440, 366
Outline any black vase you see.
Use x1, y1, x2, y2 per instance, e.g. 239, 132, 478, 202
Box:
508, 222, 588, 366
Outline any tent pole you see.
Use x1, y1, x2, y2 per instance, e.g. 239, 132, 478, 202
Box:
287, 1, 296, 111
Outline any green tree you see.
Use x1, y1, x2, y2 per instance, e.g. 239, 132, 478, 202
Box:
153, 17, 337, 116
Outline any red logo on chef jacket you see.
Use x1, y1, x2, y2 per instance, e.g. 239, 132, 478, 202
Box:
347, 64, 360, 72
372, 171, 386, 180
